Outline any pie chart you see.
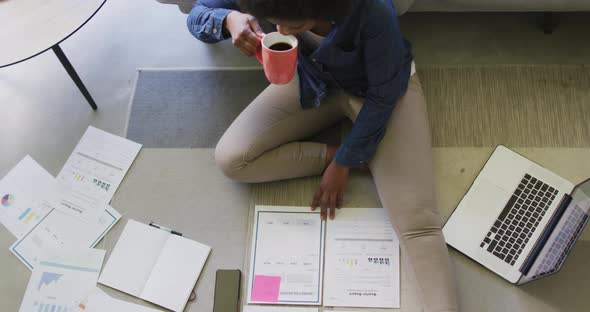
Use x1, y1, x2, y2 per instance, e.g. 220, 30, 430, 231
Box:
2, 194, 14, 207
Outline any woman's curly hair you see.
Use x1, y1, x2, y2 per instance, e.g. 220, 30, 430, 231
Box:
238, 0, 354, 20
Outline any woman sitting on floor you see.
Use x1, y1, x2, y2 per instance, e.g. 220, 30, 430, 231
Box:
187, 0, 458, 311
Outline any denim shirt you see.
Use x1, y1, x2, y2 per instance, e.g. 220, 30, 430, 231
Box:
187, 0, 413, 167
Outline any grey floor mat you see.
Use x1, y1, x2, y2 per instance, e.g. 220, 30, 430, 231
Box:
126, 68, 268, 148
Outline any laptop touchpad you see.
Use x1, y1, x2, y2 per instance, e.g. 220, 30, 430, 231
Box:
463, 179, 511, 245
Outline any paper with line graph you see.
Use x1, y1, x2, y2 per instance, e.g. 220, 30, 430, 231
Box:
0, 156, 57, 238
323, 208, 400, 308
53, 126, 141, 222
10, 204, 120, 271
18, 247, 105, 312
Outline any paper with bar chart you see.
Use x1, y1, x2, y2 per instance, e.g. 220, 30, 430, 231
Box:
0, 156, 57, 238
53, 126, 141, 222
323, 208, 400, 308
19, 248, 106, 312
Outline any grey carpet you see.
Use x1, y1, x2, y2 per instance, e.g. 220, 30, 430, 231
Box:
126, 65, 590, 148
126, 68, 268, 148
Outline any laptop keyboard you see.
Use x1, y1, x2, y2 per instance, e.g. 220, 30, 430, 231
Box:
480, 174, 558, 265
532, 205, 589, 278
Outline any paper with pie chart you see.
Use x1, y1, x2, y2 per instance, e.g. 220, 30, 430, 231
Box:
0, 156, 57, 238
18, 247, 106, 312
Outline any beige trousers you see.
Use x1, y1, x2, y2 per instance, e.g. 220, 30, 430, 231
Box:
215, 75, 459, 312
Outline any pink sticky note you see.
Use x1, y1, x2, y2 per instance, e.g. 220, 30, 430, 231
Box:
251, 275, 281, 302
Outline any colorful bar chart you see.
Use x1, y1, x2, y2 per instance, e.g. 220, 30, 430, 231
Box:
17, 207, 38, 225
35, 301, 68, 312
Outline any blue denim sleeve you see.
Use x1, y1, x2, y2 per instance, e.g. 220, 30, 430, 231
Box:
333, 0, 408, 167
186, 0, 239, 43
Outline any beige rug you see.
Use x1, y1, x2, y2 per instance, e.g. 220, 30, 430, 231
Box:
421, 65, 590, 147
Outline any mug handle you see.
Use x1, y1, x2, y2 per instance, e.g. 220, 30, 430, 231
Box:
255, 35, 263, 64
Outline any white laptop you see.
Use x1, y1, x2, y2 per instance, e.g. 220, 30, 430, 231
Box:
443, 145, 590, 284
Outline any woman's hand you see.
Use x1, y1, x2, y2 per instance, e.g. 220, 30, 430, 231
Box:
312, 162, 350, 220
224, 11, 265, 57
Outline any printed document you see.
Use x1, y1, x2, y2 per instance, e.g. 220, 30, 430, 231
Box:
54, 126, 141, 221
323, 208, 400, 308
0, 156, 57, 238
75, 288, 161, 312
243, 306, 319, 312
248, 206, 325, 305
18, 247, 105, 312
11, 205, 121, 270
247, 206, 401, 308
99, 220, 211, 312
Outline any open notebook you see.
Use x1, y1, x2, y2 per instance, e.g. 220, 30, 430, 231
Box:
247, 206, 400, 308
98, 220, 211, 312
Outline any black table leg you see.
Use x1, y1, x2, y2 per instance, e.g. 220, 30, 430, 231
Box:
52, 44, 98, 110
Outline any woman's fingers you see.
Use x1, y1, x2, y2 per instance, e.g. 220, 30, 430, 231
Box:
312, 189, 323, 211
329, 193, 337, 220
232, 26, 260, 57
234, 36, 258, 56
320, 192, 330, 220
247, 16, 266, 37
313, 188, 344, 220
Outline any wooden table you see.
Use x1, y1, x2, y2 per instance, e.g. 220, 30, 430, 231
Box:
0, 0, 107, 110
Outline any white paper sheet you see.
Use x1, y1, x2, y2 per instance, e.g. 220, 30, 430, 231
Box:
54, 126, 141, 221
323, 208, 400, 308
75, 288, 162, 312
99, 220, 211, 312
0, 156, 57, 238
243, 306, 319, 312
10, 205, 121, 270
18, 247, 106, 312
248, 206, 324, 306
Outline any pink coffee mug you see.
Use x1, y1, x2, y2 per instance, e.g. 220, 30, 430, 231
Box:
256, 32, 298, 85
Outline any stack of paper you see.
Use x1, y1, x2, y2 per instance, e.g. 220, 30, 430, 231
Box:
0, 126, 142, 270
0, 126, 155, 310
2, 126, 214, 312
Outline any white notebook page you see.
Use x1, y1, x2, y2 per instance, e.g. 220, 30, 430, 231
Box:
141, 234, 211, 312
98, 220, 169, 296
